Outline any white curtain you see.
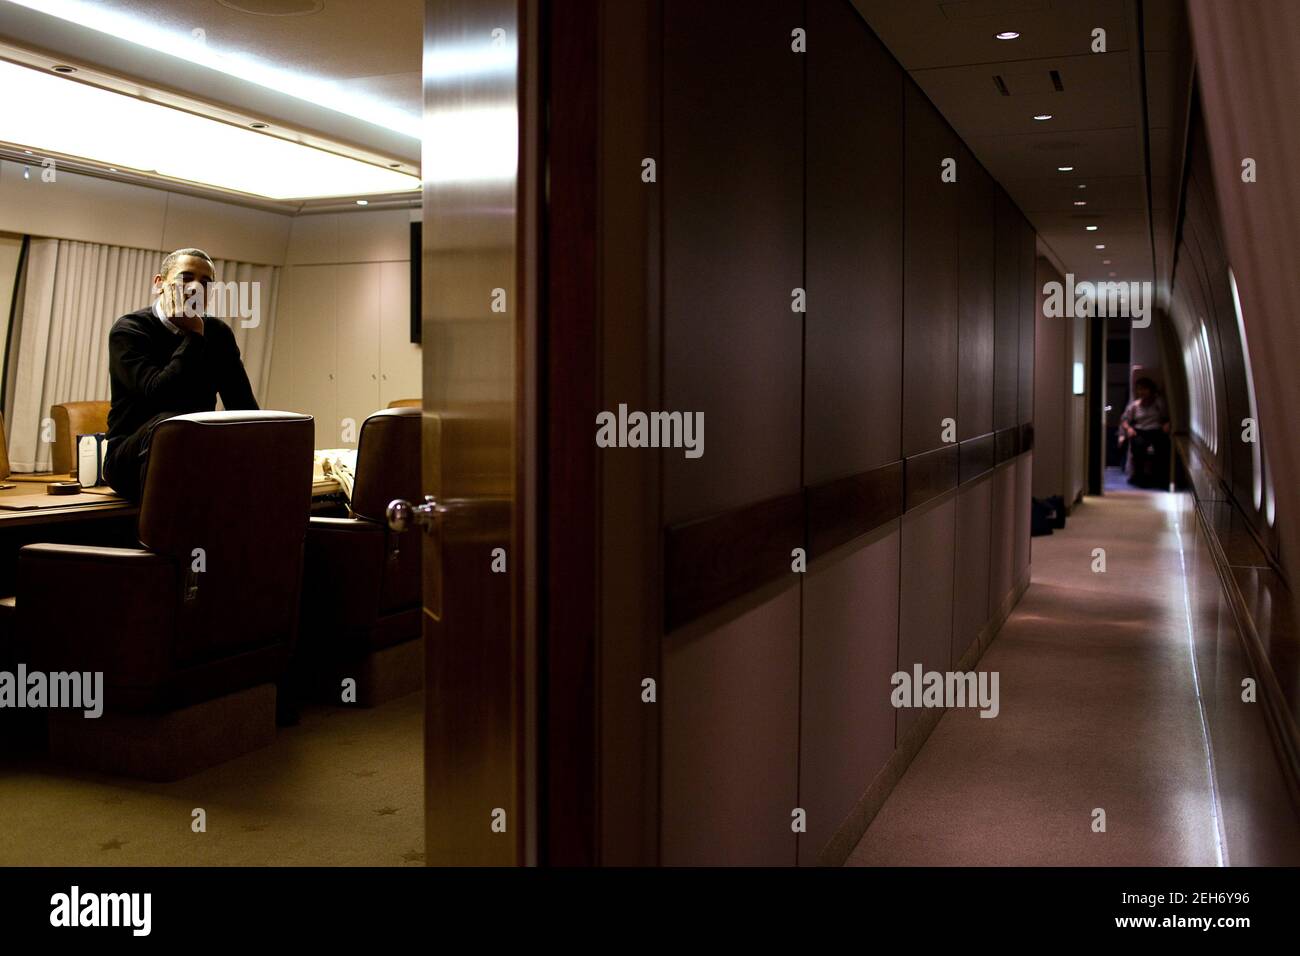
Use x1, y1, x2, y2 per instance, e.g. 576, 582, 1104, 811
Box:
6, 239, 278, 472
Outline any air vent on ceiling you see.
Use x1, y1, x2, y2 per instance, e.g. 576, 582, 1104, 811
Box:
994, 70, 1065, 95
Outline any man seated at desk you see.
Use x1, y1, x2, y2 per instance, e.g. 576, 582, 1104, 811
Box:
103, 248, 258, 502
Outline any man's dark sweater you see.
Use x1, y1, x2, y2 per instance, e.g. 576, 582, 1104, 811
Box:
103, 306, 258, 498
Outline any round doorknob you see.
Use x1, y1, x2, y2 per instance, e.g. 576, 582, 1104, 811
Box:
386, 495, 447, 532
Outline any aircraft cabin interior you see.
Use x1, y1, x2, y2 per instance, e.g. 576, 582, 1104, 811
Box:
0, 0, 1297, 930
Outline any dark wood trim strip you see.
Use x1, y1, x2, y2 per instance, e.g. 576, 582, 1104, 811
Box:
958, 433, 995, 484
665, 427, 1034, 630
806, 460, 903, 558
995, 425, 1019, 463
664, 491, 805, 632
903, 444, 959, 511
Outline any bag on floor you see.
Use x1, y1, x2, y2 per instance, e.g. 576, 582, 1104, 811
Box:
1045, 494, 1066, 529
1031, 497, 1056, 536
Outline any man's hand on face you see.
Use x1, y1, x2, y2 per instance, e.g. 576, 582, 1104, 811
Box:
172, 311, 205, 336
160, 277, 205, 335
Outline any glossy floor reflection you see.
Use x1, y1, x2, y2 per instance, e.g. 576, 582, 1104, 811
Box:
847, 486, 1223, 866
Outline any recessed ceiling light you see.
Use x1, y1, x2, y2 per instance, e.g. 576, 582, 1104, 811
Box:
355, 199, 369, 205
1109, 271, 1117, 277
1103, 259, 1111, 264
1057, 166, 1074, 172
1074, 201, 1087, 206
52, 65, 77, 74
1095, 244, 1106, 249
0, 59, 420, 200
1076, 184, 1087, 189
1086, 225, 1098, 231
996, 31, 1020, 40
1033, 114, 1052, 121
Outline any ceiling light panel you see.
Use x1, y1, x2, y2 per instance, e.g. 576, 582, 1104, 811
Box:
2, 0, 420, 136
0, 59, 419, 200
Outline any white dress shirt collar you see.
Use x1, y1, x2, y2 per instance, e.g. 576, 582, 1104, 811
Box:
153, 297, 182, 335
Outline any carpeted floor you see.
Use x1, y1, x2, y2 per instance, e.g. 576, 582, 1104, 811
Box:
847, 478, 1223, 866
0, 692, 423, 866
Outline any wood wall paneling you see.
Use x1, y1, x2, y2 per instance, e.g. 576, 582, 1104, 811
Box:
993, 187, 1020, 430
1014, 451, 1033, 583
988, 461, 1017, 619
897, 495, 957, 741
805, 461, 903, 559
804, 0, 904, 482
952, 475, 992, 665
959, 433, 995, 483
958, 148, 996, 440
662, 0, 804, 523
904, 443, 958, 511
662, 588, 801, 865
1018, 214, 1036, 425
664, 491, 804, 632
798, 526, 901, 864
902, 85, 960, 459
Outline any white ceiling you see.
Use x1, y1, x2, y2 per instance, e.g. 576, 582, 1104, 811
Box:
0, 0, 422, 171
103, 0, 423, 119
852, 0, 1192, 293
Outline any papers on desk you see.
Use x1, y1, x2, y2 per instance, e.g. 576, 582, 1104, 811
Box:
0, 492, 122, 510
314, 448, 357, 501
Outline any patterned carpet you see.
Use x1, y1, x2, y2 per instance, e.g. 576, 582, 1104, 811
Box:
0, 692, 423, 866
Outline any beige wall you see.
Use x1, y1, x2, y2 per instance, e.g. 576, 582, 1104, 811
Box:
266, 208, 422, 447
0, 161, 292, 264
1032, 255, 1087, 505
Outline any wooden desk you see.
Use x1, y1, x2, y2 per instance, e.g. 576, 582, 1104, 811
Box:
0, 475, 341, 527
0, 482, 136, 528
0, 475, 344, 593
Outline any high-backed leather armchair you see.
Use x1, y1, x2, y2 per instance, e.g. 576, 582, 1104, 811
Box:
16, 411, 315, 713
51, 401, 111, 476
300, 407, 421, 702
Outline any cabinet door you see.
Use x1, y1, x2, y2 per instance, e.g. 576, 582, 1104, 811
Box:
290, 264, 338, 448
335, 262, 382, 444
379, 259, 421, 407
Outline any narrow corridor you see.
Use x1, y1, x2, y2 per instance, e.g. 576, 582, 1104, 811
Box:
848, 483, 1223, 866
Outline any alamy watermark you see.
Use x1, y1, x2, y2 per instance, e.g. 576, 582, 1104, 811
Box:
891, 664, 1000, 718
595, 403, 704, 459
50, 886, 151, 936
1042, 273, 1153, 328
0, 665, 103, 718
162, 277, 262, 328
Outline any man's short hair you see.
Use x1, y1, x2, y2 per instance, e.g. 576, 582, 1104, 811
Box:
1135, 376, 1157, 392
159, 247, 215, 280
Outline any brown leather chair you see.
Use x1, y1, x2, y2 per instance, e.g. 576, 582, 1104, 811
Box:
51, 401, 110, 476
14, 410, 314, 778
299, 406, 422, 704
386, 398, 420, 409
